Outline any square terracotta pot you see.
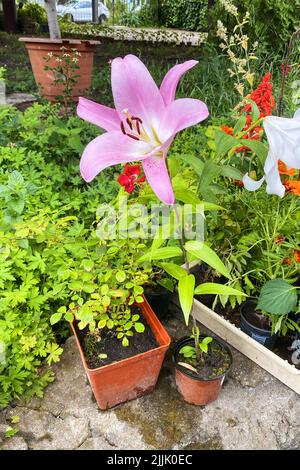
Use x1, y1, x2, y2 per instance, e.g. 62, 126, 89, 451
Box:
70, 295, 171, 410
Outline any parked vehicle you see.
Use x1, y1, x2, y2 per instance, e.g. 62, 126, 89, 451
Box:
57, 0, 110, 23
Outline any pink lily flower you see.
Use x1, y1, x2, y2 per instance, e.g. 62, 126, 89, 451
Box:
77, 55, 209, 205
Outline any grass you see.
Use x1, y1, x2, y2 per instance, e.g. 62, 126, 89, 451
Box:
0, 31, 297, 118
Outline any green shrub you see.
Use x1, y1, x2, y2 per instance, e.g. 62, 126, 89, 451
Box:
160, 0, 208, 32
210, 0, 300, 52
0, 103, 120, 408
18, 2, 47, 25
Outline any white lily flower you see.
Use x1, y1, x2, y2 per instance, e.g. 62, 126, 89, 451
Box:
243, 108, 300, 197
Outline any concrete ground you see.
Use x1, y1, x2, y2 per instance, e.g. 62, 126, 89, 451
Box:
0, 311, 299, 451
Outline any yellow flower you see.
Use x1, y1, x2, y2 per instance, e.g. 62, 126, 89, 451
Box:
235, 82, 244, 96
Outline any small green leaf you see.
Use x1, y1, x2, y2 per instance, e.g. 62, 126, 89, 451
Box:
98, 319, 107, 329
124, 321, 133, 330
102, 295, 111, 307
98, 353, 107, 360
122, 336, 129, 347
10, 415, 20, 424
50, 312, 62, 325
202, 336, 213, 345
5, 426, 18, 438
65, 311, 74, 322
116, 271, 126, 283
135, 295, 144, 303
134, 322, 145, 333
82, 259, 94, 272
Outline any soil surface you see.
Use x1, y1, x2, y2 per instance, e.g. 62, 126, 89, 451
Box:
79, 306, 158, 369
241, 302, 271, 330
177, 339, 231, 379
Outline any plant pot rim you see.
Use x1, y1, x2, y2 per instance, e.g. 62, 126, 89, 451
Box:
240, 300, 273, 335
19, 37, 100, 46
173, 335, 232, 382
71, 298, 171, 375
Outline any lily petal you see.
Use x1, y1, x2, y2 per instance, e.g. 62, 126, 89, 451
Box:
160, 60, 198, 106
142, 154, 175, 205
159, 98, 209, 141
265, 160, 285, 197
264, 117, 300, 169
111, 54, 165, 131
293, 108, 300, 121
80, 131, 152, 182
77, 97, 120, 132
243, 174, 265, 191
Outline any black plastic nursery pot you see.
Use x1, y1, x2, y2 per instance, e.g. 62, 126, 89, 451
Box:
144, 287, 172, 320
173, 336, 233, 406
240, 301, 277, 350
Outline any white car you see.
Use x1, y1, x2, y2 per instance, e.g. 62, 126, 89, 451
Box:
57, 1, 110, 23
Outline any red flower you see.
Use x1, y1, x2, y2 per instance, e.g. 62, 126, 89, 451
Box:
283, 179, 300, 196
282, 257, 292, 265
117, 164, 146, 193
220, 125, 234, 136
235, 74, 275, 154
278, 161, 295, 177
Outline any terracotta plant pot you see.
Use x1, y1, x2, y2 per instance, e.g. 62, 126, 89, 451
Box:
70, 295, 171, 410
173, 336, 232, 406
19, 37, 100, 101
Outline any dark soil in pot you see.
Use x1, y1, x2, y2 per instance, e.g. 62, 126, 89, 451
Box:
240, 301, 277, 350
241, 301, 271, 330
174, 337, 232, 380
78, 306, 158, 369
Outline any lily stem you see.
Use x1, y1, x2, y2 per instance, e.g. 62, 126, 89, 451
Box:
174, 204, 201, 362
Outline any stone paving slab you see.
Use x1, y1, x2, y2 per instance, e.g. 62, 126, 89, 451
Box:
0, 313, 299, 450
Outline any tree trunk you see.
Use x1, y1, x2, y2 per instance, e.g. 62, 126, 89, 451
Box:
92, 0, 99, 23
44, 0, 61, 39
3, 0, 17, 33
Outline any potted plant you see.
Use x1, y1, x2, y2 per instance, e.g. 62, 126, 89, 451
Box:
51, 235, 170, 410
19, 0, 99, 101
240, 300, 277, 350
73, 53, 248, 405
244, 279, 300, 348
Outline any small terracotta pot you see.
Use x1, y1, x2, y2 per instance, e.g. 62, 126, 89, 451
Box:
19, 37, 100, 101
173, 336, 232, 406
71, 295, 171, 410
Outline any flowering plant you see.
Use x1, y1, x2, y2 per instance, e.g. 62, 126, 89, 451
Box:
44, 47, 81, 108
216, 0, 258, 98
77, 54, 208, 205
